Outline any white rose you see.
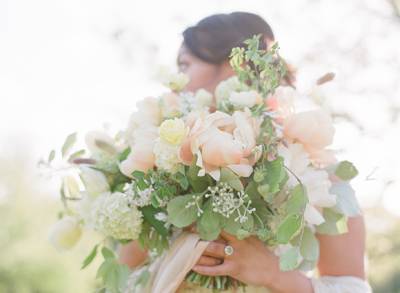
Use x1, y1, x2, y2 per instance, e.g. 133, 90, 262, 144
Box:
48, 216, 82, 251
229, 90, 261, 108
79, 166, 110, 198
215, 76, 245, 101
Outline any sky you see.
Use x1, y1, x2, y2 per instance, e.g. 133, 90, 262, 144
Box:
1, 0, 400, 215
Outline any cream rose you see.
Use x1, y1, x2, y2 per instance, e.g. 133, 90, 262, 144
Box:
159, 118, 186, 145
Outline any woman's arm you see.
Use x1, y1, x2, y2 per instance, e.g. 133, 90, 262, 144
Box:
118, 240, 148, 269
317, 215, 366, 279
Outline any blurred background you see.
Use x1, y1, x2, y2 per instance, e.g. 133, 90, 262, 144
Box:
1, 0, 400, 292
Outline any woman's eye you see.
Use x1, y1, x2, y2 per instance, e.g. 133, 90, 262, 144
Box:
178, 62, 189, 72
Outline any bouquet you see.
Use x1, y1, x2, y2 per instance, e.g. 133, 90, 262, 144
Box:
42, 35, 361, 292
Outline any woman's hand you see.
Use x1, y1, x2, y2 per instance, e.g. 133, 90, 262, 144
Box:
192, 231, 313, 292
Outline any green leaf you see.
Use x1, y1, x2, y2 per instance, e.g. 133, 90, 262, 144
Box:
330, 182, 361, 217
167, 194, 200, 228
265, 157, 286, 193
335, 161, 358, 181
118, 147, 131, 162
300, 227, 319, 262
286, 185, 308, 215
223, 214, 241, 235
61, 132, 77, 158
96, 258, 130, 293
95, 139, 117, 155
316, 208, 348, 235
101, 247, 115, 260
198, 200, 222, 241
276, 214, 302, 244
131, 170, 145, 180
187, 158, 213, 193
68, 149, 85, 161
220, 168, 243, 191
279, 246, 302, 271
141, 206, 168, 237
48, 149, 56, 162
81, 244, 98, 270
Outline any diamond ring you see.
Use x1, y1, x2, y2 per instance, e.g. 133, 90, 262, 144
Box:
224, 245, 234, 256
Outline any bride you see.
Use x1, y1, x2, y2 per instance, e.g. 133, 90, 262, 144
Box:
120, 12, 371, 293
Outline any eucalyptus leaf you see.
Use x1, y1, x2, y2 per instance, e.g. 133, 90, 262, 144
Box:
198, 200, 222, 241
101, 247, 115, 260
220, 167, 243, 191
335, 161, 358, 181
276, 214, 302, 244
279, 246, 302, 271
316, 208, 348, 235
286, 184, 308, 215
167, 194, 200, 228
300, 227, 319, 261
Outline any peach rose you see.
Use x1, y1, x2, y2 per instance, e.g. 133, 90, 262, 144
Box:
283, 109, 335, 151
179, 110, 260, 178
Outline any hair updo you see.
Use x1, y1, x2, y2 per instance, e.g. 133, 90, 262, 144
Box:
182, 12, 295, 86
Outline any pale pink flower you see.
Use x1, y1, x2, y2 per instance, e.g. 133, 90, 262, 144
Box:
119, 127, 158, 176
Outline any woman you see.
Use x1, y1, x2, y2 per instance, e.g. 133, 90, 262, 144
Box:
121, 12, 371, 292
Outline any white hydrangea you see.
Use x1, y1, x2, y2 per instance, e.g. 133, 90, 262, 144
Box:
91, 192, 143, 240
153, 139, 180, 172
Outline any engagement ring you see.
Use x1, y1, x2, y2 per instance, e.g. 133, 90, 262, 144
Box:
224, 245, 234, 256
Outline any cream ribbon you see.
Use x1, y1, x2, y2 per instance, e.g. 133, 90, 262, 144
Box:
150, 232, 209, 293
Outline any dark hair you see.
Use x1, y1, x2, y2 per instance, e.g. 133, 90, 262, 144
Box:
182, 12, 295, 86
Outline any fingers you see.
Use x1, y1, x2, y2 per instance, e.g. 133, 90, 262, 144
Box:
192, 261, 236, 277
203, 241, 226, 258
196, 256, 223, 266
220, 230, 238, 243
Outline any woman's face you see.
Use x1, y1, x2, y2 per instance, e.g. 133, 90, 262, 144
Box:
177, 44, 235, 93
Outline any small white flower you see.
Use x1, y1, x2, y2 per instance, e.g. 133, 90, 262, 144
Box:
79, 166, 110, 198
154, 212, 168, 222
48, 216, 82, 251
153, 139, 181, 172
